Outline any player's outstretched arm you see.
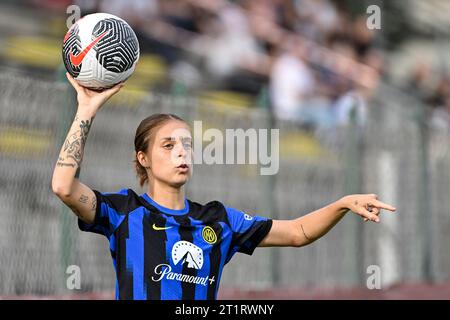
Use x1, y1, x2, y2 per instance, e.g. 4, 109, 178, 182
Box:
259, 194, 396, 248
51, 73, 123, 224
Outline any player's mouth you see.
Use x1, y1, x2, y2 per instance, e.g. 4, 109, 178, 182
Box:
176, 164, 190, 173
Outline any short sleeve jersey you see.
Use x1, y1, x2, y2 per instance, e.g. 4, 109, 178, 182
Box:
78, 188, 273, 300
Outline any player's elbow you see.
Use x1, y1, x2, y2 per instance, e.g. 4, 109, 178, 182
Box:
51, 174, 75, 199
289, 228, 306, 247
291, 224, 313, 247
52, 183, 72, 199
291, 233, 306, 247
292, 235, 315, 247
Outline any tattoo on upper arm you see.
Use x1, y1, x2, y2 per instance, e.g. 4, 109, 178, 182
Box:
300, 224, 311, 241
79, 194, 88, 204
91, 196, 97, 212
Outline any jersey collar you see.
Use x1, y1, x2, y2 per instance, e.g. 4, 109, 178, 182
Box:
141, 193, 189, 215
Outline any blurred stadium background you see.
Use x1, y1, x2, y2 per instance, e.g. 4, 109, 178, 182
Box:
1, 0, 450, 299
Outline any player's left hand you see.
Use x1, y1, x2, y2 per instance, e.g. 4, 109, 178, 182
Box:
66, 72, 124, 112
343, 194, 396, 223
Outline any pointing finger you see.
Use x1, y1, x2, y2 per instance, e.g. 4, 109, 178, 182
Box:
373, 199, 396, 212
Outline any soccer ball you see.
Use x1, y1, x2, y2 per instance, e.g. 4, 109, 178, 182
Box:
62, 13, 140, 90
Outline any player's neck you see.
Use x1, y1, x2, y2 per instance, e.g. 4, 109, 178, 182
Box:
147, 183, 186, 210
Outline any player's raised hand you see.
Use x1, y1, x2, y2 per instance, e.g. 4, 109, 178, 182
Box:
343, 194, 396, 223
66, 72, 124, 113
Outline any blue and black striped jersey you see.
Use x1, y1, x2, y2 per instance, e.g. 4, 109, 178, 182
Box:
78, 188, 273, 300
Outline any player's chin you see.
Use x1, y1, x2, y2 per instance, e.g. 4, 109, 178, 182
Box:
169, 175, 190, 188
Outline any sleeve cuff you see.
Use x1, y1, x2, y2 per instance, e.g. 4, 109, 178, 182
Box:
240, 219, 273, 255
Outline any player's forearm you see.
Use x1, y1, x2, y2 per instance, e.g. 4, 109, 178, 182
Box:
293, 197, 349, 244
52, 108, 96, 196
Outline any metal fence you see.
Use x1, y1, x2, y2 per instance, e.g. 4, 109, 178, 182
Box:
0, 71, 449, 297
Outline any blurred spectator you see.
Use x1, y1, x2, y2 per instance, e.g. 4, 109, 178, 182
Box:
270, 39, 315, 122
351, 16, 376, 60
73, 0, 100, 15
320, 35, 357, 99
405, 62, 431, 102
189, 4, 264, 93
333, 84, 369, 127
428, 76, 450, 109
290, 0, 339, 41
98, 0, 158, 26
402, 63, 450, 129
270, 37, 332, 129
430, 99, 450, 130
428, 75, 450, 129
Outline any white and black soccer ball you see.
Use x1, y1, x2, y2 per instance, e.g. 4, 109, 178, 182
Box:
62, 13, 140, 90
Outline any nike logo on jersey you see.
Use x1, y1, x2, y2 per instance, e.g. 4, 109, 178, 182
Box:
69, 30, 110, 66
152, 223, 173, 231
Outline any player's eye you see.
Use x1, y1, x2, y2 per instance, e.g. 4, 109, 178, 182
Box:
183, 142, 192, 150
163, 144, 174, 150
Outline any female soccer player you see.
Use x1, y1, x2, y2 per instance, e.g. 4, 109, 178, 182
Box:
52, 73, 396, 300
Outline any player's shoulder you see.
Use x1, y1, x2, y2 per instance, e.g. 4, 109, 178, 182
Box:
96, 188, 133, 199
188, 199, 224, 210
95, 188, 144, 214
187, 199, 226, 214
187, 199, 229, 223
99, 188, 130, 196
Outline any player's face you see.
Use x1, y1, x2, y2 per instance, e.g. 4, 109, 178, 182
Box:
149, 120, 193, 188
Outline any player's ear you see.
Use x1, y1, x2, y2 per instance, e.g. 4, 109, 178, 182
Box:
137, 150, 151, 169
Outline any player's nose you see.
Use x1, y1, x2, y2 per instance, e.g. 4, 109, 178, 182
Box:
176, 143, 187, 158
